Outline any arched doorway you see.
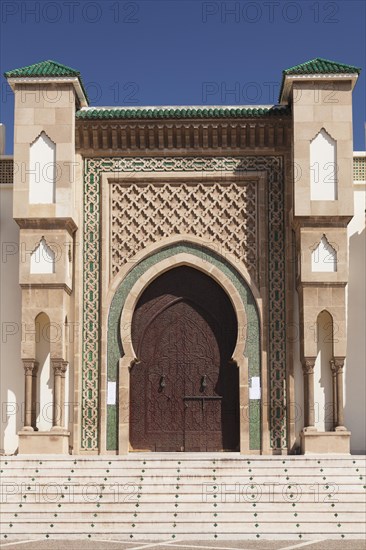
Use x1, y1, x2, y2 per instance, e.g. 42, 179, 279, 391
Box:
130, 266, 239, 452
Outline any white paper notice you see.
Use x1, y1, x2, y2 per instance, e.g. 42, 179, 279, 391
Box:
107, 381, 116, 405
249, 377, 261, 400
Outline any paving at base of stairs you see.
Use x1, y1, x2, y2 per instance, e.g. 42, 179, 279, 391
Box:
1, 454, 365, 549
1, 539, 366, 550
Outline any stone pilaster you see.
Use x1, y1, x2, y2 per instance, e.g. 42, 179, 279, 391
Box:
330, 359, 338, 428
302, 357, 316, 430
51, 359, 68, 430
22, 359, 38, 431
331, 357, 347, 431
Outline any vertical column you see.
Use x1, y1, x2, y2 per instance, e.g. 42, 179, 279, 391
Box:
51, 359, 68, 430
330, 359, 338, 429
302, 357, 316, 430
22, 359, 38, 431
60, 362, 68, 428
333, 357, 347, 430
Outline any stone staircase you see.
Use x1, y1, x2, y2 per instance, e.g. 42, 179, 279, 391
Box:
1, 454, 365, 542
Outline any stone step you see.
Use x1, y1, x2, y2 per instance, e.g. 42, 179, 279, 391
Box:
3, 456, 365, 466
1, 455, 364, 542
2, 533, 364, 542
3, 493, 365, 503
2, 511, 365, 522
2, 502, 362, 512
0, 477, 366, 495
3, 470, 364, 478
0, 470, 366, 486
2, 521, 364, 535
0, 455, 366, 470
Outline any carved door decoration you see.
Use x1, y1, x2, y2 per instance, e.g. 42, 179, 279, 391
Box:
130, 266, 239, 451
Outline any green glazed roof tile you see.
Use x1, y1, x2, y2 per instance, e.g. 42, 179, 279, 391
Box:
4, 60, 89, 103
283, 57, 361, 75
75, 105, 290, 120
4, 60, 81, 78
279, 57, 361, 101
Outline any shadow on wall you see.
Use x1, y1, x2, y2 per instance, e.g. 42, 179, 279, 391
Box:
0, 188, 22, 455
315, 310, 334, 432
345, 225, 366, 453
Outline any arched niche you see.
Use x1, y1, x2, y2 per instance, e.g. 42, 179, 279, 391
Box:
310, 128, 338, 201
314, 310, 334, 431
105, 246, 262, 455
311, 235, 337, 273
35, 312, 53, 431
30, 237, 55, 274
29, 132, 56, 204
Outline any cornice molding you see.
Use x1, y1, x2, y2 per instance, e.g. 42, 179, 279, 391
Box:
14, 217, 77, 235
75, 118, 291, 154
280, 73, 358, 104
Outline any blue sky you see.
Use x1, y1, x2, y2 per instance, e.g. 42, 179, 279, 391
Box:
1, 0, 365, 153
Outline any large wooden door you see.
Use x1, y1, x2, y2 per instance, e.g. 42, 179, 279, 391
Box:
130, 266, 239, 451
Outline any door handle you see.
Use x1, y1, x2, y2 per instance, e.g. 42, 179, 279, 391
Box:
200, 375, 207, 392
159, 375, 166, 392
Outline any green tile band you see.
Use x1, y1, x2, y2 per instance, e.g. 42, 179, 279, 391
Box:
107, 242, 261, 451
83, 155, 286, 451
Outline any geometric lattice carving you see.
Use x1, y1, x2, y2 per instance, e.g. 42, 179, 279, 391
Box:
0, 159, 13, 184
83, 155, 286, 450
353, 154, 366, 182
111, 181, 257, 279
267, 158, 287, 449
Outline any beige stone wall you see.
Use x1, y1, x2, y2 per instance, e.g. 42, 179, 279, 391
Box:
299, 227, 348, 283
292, 80, 354, 218
345, 180, 366, 452
8, 80, 78, 452
0, 183, 22, 454
18, 229, 73, 291
291, 75, 358, 453
13, 83, 77, 221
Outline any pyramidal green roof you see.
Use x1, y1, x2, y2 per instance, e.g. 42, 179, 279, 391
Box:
283, 57, 361, 75
4, 60, 89, 104
4, 60, 81, 78
279, 57, 361, 102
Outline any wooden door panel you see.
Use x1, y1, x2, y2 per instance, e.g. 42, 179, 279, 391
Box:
130, 266, 239, 452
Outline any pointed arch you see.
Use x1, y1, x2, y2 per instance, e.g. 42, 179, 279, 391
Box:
29, 131, 56, 204
35, 312, 53, 431
311, 235, 337, 272
314, 310, 334, 431
310, 128, 338, 200
104, 241, 263, 454
30, 237, 55, 274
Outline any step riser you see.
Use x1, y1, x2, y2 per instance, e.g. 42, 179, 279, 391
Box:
1, 455, 365, 541
2, 512, 365, 521
2, 525, 365, 535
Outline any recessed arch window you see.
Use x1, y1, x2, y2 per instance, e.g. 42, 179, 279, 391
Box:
30, 238, 55, 274
314, 310, 334, 431
29, 132, 56, 204
310, 128, 338, 200
35, 312, 53, 431
311, 235, 337, 273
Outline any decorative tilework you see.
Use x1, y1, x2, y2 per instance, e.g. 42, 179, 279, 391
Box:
83, 156, 286, 451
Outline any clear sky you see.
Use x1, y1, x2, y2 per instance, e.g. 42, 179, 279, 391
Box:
1, 0, 365, 154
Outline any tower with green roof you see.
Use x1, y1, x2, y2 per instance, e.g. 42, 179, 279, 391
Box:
3, 57, 361, 456
4, 59, 88, 453
281, 57, 360, 454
